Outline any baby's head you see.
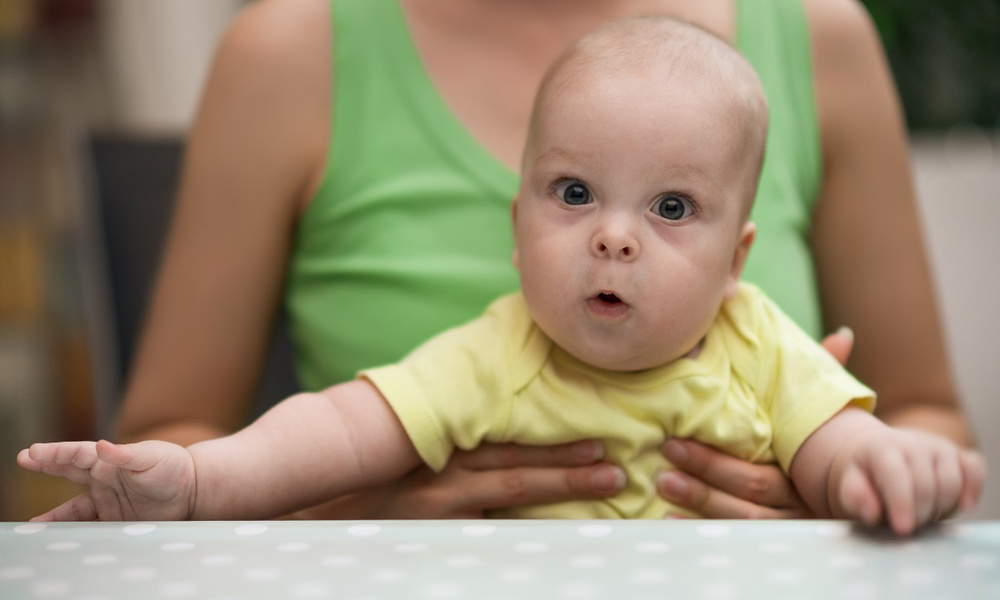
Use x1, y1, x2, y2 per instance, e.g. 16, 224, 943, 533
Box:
512, 16, 769, 371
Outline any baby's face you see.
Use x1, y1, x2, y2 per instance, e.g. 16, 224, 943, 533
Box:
513, 68, 755, 371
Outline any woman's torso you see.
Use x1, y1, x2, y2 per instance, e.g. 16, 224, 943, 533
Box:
286, 0, 821, 390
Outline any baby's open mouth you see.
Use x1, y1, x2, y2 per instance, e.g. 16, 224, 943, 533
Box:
588, 291, 629, 319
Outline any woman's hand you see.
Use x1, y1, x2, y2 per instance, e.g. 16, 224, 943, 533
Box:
655, 439, 812, 519
288, 440, 626, 519
655, 329, 854, 519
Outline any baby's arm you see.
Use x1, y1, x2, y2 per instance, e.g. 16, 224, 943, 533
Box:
18, 380, 422, 521
789, 407, 985, 535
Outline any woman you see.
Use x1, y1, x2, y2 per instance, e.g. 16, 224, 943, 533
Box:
113, 0, 974, 519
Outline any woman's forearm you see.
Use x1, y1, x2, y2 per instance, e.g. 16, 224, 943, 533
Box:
879, 403, 976, 448
115, 422, 232, 447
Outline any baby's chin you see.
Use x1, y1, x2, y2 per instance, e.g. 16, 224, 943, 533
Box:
560, 339, 694, 373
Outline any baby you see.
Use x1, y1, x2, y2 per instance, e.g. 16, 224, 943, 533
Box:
19, 16, 982, 534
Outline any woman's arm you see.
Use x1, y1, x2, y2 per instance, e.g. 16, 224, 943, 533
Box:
114, 0, 331, 445
657, 0, 973, 518
807, 0, 972, 445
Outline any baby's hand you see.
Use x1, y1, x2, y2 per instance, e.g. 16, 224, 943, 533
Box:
17, 440, 196, 522
830, 428, 985, 535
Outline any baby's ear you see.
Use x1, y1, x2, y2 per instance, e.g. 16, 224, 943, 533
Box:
510, 196, 520, 269
724, 221, 756, 300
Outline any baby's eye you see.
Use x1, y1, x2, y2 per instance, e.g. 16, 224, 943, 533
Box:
653, 194, 693, 221
556, 181, 592, 206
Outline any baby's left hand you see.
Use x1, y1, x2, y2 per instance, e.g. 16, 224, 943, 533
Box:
830, 428, 985, 535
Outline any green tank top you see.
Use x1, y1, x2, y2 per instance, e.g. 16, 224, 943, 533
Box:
286, 0, 822, 390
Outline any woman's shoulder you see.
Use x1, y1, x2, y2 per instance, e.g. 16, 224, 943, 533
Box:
801, 0, 884, 76
219, 0, 331, 76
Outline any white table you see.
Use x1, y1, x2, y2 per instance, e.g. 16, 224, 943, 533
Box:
2, 519, 998, 599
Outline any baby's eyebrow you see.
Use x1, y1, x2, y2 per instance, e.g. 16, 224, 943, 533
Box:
534, 146, 584, 165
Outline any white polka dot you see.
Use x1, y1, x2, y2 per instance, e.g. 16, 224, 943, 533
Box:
960, 553, 998, 570
321, 555, 358, 567
46, 541, 81, 552
570, 555, 606, 568
895, 567, 939, 585
13, 523, 46, 535
698, 582, 737, 599
814, 522, 849, 537
559, 582, 599, 598
201, 554, 237, 567
30, 580, 72, 597
577, 524, 613, 537
82, 554, 119, 566
500, 568, 537, 584
395, 542, 428, 554
839, 582, 877, 599
244, 567, 281, 582
123, 523, 157, 536
763, 568, 805, 585
697, 555, 733, 568
161, 542, 196, 552
278, 542, 312, 553
827, 554, 864, 569
291, 582, 331, 598
423, 582, 464, 598
461, 524, 496, 537
444, 555, 480, 568
758, 541, 794, 553
234, 523, 268, 536
695, 524, 731, 538
635, 541, 671, 553
369, 567, 405, 583
0, 566, 35, 581
347, 524, 381, 537
629, 568, 669, 584
159, 581, 200, 597
941, 522, 970, 537
120, 567, 157, 581
514, 541, 548, 553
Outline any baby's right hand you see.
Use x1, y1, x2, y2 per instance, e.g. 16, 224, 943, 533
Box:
17, 440, 196, 521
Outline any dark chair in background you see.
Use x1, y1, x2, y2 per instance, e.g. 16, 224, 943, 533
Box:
70, 131, 299, 439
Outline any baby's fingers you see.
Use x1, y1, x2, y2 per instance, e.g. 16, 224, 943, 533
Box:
868, 450, 917, 535
30, 493, 100, 523
17, 443, 100, 486
836, 464, 881, 526
959, 449, 986, 511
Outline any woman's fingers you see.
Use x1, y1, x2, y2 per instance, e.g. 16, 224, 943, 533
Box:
425, 463, 625, 517
660, 439, 809, 516
820, 327, 853, 367
460, 464, 626, 512
452, 440, 606, 471
655, 470, 806, 519
384, 460, 626, 519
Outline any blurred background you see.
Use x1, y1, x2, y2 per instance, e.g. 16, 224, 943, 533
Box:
0, 0, 997, 521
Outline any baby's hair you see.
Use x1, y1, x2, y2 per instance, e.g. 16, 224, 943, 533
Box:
527, 16, 769, 217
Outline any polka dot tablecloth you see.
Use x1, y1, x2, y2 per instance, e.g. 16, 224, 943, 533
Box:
1, 520, 998, 599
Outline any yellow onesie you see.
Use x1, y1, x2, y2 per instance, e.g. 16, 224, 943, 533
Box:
361, 283, 874, 519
